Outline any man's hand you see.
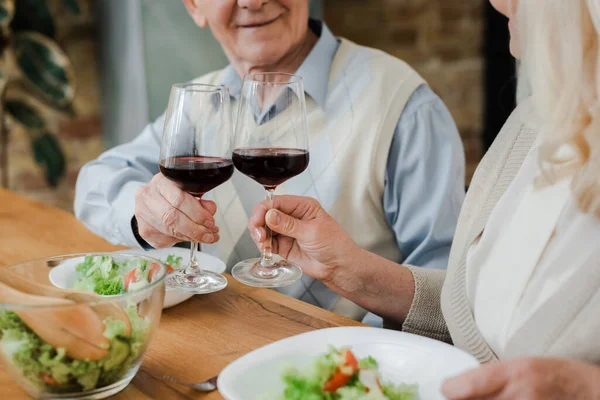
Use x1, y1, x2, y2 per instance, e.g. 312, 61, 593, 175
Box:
134, 174, 220, 248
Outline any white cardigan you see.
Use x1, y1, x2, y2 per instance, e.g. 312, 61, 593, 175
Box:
399, 100, 600, 365
466, 133, 596, 357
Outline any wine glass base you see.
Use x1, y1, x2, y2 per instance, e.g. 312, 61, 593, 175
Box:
166, 269, 228, 294
231, 256, 302, 288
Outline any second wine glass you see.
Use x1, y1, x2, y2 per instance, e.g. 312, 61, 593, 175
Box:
231, 72, 310, 288
159, 83, 233, 294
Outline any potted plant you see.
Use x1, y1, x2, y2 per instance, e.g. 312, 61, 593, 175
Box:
0, 0, 79, 188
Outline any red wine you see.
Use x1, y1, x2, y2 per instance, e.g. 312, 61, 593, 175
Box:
232, 148, 309, 189
159, 156, 233, 197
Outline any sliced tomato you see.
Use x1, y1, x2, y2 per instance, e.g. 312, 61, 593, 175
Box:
323, 370, 353, 392
40, 372, 59, 386
124, 269, 137, 290
148, 263, 172, 282
344, 349, 359, 370
323, 350, 359, 392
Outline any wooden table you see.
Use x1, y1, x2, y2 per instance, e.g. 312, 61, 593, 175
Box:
0, 189, 363, 399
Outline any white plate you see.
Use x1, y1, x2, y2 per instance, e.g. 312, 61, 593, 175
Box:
48, 247, 226, 309
218, 327, 479, 400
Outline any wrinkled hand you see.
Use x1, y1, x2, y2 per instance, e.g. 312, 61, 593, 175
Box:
442, 358, 600, 400
248, 195, 358, 282
134, 174, 220, 248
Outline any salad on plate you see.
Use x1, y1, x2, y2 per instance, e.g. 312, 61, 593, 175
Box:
279, 346, 417, 400
73, 254, 182, 295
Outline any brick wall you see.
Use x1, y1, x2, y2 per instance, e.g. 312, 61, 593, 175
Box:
325, 0, 484, 180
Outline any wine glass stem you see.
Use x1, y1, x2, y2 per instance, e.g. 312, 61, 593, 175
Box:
260, 189, 276, 267
185, 195, 204, 275
186, 242, 201, 274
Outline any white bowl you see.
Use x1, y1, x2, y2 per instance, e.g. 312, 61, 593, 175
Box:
48, 247, 226, 309
218, 326, 479, 400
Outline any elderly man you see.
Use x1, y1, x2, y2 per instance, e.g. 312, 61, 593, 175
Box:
75, 0, 465, 325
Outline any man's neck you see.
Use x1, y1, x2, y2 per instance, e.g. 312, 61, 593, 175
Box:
232, 29, 319, 77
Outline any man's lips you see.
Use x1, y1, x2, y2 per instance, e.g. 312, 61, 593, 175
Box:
237, 15, 281, 28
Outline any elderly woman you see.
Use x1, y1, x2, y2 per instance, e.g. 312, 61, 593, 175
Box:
247, 0, 600, 398
75, 1, 465, 322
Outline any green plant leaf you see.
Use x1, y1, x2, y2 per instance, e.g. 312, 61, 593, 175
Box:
5, 100, 45, 129
0, 0, 15, 27
11, 0, 55, 38
31, 131, 66, 187
4, 100, 67, 187
14, 32, 75, 108
62, 0, 81, 15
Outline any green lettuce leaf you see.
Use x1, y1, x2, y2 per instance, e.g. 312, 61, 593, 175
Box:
358, 356, 378, 370
381, 384, 418, 400
281, 372, 332, 400
74, 256, 125, 295
102, 318, 128, 341
0, 306, 150, 393
165, 254, 183, 268
125, 305, 150, 357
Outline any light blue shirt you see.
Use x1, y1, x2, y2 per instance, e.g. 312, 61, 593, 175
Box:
213, 20, 465, 272
75, 21, 465, 323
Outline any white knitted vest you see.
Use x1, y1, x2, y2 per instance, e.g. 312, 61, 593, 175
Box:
194, 38, 425, 318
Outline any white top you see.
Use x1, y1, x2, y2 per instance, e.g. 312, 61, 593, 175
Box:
465, 137, 598, 356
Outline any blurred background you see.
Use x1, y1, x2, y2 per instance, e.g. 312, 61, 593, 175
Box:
0, 0, 515, 212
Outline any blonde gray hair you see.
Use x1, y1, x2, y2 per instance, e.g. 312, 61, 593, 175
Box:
517, 0, 600, 216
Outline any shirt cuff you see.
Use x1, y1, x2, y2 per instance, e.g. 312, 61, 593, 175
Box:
131, 216, 154, 250
112, 181, 145, 248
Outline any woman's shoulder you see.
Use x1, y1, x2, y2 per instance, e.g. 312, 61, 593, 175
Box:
486, 97, 539, 151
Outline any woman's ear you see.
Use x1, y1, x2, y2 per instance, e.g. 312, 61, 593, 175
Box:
182, 0, 208, 28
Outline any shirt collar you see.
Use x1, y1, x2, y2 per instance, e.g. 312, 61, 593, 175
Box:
219, 19, 339, 109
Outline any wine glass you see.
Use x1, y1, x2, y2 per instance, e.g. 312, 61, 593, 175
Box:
231, 72, 310, 288
159, 83, 233, 294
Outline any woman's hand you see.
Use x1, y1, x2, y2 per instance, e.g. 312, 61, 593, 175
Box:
442, 358, 600, 400
249, 194, 416, 322
134, 174, 220, 248
248, 195, 359, 283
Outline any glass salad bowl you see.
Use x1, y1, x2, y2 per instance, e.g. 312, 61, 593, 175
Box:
0, 253, 167, 399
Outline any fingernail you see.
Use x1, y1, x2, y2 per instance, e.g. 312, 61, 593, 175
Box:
204, 220, 215, 228
202, 233, 214, 242
441, 377, 467, 399
212, 226, 220, 233
254, 228, 262, 241
266, 209, 280, 225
